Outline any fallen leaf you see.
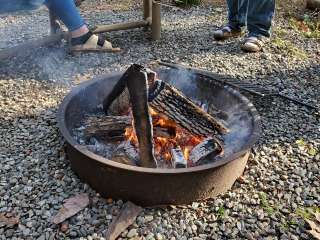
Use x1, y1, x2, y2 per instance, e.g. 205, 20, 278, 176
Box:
105, 201, 143, 240
0, 213, 19, 227
306, 212, 320, 240
60, 222, 69, 232
52, 193, 89, 224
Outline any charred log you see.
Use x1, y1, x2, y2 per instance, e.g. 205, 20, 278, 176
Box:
189, 137, 224, 165
84, 116, 131, 142
149, 80, 229, 136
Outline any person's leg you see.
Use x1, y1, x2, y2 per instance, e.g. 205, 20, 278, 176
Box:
44, 0, 87, 35
213, 0, 248, 40
227, 0, 248, 30
246, 0, 275, 38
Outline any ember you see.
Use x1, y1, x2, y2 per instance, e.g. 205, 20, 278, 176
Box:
124, 107, 205, 166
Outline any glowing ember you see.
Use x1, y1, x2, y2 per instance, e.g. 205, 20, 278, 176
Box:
125, 107, 204, 165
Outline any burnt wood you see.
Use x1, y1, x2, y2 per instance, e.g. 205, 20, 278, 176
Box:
84, 115, 131, 142
171, 148, 187, 168
111, 141, 139, 166
189, 137, 223, 165
149, 80, 229, 136
125, 64, 156, 168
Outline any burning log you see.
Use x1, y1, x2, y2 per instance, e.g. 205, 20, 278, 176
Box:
84, 116, 131, 143
189, 137, 224, 165
125, 65, 156, 168
171, 148, 187, 168
149, 80, 229, 136
104, 65, 157, 167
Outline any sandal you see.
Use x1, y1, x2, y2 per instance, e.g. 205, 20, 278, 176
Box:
70, 31, 121, 53
213, 25, 242, 41
240, 36, 265, 52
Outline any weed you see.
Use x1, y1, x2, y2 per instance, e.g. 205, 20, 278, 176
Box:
174, 0, 202, 6
217, 206, 226, 219
258, 192, 275, 216
271, 37, 308, 59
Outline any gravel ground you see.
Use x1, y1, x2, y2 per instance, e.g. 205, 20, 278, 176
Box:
0, 1, 319, 239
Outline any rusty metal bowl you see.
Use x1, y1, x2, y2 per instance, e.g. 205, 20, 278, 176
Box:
57, 69, 261, 206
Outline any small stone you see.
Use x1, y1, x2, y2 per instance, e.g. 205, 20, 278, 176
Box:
155, 233, 164, 240
127, 229, 138, 238
145, 215, 154, 222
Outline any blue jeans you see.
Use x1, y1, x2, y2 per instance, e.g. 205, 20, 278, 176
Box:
0, 0, 85, 31
227, 0, 275, 38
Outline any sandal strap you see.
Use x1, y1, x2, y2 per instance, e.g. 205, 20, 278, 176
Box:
71, 31, 93, 46
243, 36, 264, 48
97, 35, 105, 47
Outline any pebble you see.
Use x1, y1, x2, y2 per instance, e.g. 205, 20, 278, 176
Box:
0, 2, 319, 240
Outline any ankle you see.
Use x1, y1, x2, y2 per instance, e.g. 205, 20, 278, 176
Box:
71, 31, 93, 46
71, 25, 89, 38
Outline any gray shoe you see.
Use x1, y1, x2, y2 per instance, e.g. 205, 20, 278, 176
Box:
213, 26, 242, 41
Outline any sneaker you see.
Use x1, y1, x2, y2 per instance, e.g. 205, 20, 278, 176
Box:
213, 25, 242, 41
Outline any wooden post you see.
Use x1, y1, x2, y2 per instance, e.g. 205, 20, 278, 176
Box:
152, 1, 161, 40
143, 0, 152, 21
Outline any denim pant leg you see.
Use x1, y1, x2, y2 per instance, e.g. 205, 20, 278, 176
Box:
247, 0, 275, 38
0, 0, 45, 14
45, 0, 85, 31
227, 0, 248, 30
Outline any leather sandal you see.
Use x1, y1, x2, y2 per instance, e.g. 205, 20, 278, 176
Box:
240, 36, 265, 52
70, 31, 121, 53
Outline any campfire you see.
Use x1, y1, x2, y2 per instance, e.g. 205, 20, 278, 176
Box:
59, 64, 261, 204
80, 64, 229, 168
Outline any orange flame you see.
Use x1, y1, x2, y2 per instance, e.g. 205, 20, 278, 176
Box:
125, 108, 204, 164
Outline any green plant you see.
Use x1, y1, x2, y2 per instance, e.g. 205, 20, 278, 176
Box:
217, 206, 226, 219
174, 0, 202, 6
258, 192, 275, 216
271, 37, 308, 59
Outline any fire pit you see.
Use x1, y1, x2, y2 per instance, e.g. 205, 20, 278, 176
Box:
57, 66, 261, 206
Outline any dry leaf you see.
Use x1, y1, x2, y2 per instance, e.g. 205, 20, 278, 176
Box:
52, 193, 89, 224
306, 212, 320, 240
105, 201, 143, 240
0, 213, 19, 227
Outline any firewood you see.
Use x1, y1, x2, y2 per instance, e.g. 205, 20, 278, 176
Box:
149, 80, 229, 136
171, 148, 187, 168
123, 64, 157, 168
111, 141, 139, 166
189, 137, 223, 165
84, 115, 131, 142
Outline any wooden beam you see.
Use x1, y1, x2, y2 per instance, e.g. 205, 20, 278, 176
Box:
93, 21, 150, 34
0, 32, 68, 61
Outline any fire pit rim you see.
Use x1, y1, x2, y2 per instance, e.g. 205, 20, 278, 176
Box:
57, 71, 261, 174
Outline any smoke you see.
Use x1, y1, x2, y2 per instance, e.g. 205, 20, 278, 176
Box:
163, 67, 253, 160
0, 0, 45, 15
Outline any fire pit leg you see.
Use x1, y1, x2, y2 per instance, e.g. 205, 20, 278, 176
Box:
152, 1, 161, 40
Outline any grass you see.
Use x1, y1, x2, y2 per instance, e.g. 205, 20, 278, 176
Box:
258, 192, 276, 216
174, 0, 202, 6
271, 37, 308, 60
289, 15, 320, 40
216, 206, 226, 219
296, 207, 320, 220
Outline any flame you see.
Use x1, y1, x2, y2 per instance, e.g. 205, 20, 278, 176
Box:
125, 107, 204, 164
